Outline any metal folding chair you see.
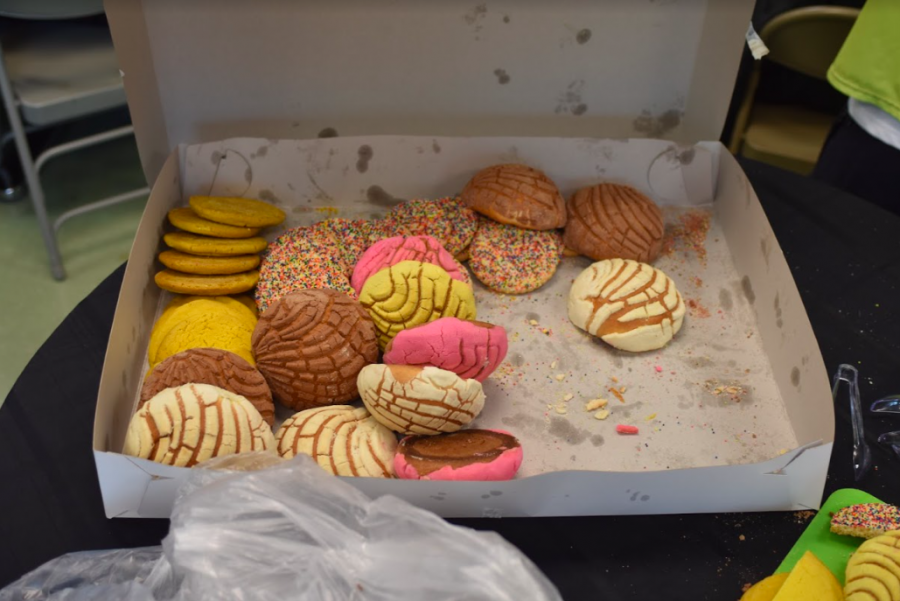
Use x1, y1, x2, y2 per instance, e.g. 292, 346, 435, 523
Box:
0, 7, 148, 280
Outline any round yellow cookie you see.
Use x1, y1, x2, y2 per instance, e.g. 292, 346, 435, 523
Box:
739, 573, 788, 601
168, 207, 261, 238
358, 260, 476, 349
148, 296, 257, 366
233, 294, 258, 316
155, 270, 259, 296
163, 232, 268, 256
158, 250, 260, 275
152, 300, 256, 368
189, 195, 286, 228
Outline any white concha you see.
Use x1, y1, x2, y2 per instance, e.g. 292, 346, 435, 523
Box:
274, 405, 397, 478
357, 364, 485, 435
123, 383, 276, 467
568, 258, 685, 352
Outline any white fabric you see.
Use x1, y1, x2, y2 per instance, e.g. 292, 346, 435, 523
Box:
848, 98, 900, 151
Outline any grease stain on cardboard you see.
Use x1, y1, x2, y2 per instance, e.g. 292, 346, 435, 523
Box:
366, 185, 404, 207
356, 145, 374, 173
555, 79, 587, 115
719, 288, 733, 311
633, 109, 683, 137
741, 276, 756, 304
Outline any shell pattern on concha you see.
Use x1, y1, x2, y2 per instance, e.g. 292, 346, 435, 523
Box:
140, 348, 274, 425
358, 261, 477, 349
462, 164, 566, 230
564, 183, 664, 262
123, 383, 275, 467
568, 258, 685, 352
357, 364, 485, 435
252, 289, 379, 410
845, 530, 900, 601
274, 405, 397, 477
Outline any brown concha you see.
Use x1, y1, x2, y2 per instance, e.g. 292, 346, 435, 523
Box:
563, 183, 664, 263
252, 289, 379, 410
141, 347, 275, 425
461, 163, 566, 230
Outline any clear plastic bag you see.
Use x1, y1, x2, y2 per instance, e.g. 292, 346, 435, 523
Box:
1, 454, 561, 601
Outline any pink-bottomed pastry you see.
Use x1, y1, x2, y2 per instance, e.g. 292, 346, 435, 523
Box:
394, 429, 523, 481
351, 235, 470, 294
382, 317, 507, 382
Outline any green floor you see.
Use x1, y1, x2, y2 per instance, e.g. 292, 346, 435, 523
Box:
0, 135, 147, 405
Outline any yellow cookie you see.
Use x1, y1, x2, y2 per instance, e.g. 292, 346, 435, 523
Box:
739, 574, 788, 600
158, 250, 260, 275
153, 301, 255, 368
168, 207, 261, 238
148, 296, 257, 366
163, 232, 268, 256
189, 195, 286, 228
155, 270, 259, 296
358, 260, 476, 349
233, 295, 258, 316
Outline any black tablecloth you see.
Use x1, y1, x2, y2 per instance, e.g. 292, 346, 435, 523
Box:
2, 158, 899, 600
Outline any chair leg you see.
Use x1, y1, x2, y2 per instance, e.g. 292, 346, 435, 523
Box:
0, 46, 65, 280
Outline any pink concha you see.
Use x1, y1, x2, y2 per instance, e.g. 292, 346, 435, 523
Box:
382, 317, 508, 382
351, 235, 470, 294
393, 429, 523, 481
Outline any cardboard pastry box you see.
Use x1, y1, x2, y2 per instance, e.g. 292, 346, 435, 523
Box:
95, 0, 833, 518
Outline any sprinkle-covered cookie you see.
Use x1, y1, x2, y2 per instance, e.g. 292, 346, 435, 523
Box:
468, 218, 561, 294
385, 197, 479, 256
254, 226, 354, 313
366, 218, 413, 248
831, 503, 900, 539
313, 218, 373, 267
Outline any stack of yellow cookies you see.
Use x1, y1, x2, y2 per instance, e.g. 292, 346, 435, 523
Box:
155, 196, 286, 296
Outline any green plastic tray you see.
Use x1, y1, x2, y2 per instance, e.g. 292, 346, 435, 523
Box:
775, 488, 884, 585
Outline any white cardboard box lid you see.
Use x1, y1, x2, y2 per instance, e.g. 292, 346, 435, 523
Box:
104, 0, 754, 185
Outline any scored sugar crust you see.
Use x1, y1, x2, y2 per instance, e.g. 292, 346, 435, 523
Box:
141, 348, 274, 425
563, 183, 664, 263
351, 235, 470, 294
357, 364, 485, 435
358, 260, 477, 349
274, 405, 397, 477
461, 163, 566, 230
844, 530, 900, 601
123, 383, 275, 467
252, 289, 379, 410
568, 258, 685, 352
382, 317, 507, 382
